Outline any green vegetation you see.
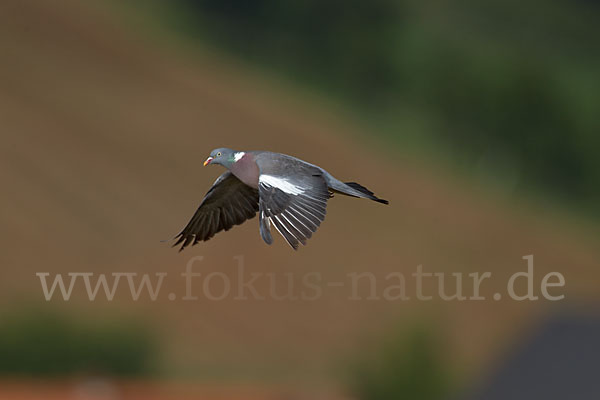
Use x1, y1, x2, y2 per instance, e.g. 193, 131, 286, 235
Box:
347, 325, 452, 400
159, 0, 600, 213
0, 311, 158, 377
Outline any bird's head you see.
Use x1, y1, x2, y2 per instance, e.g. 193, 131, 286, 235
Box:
203, 148, 238, 168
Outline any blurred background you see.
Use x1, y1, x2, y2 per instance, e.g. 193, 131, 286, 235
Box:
1, 0, 599, 399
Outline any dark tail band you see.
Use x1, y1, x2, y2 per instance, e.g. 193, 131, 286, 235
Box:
345, 182, 389, 204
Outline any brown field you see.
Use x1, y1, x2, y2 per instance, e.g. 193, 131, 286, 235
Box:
0, 0, 598, 396
0, 379, 341, 400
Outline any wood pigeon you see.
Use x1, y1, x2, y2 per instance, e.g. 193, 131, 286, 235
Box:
172, 148, 388, 250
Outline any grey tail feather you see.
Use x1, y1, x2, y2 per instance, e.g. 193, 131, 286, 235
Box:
344, 182, 389, 205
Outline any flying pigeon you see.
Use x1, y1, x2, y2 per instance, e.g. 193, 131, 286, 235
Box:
172, 148, 388, 250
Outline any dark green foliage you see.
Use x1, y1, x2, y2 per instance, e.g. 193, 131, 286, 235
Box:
348, 326, 452, 400
0, 311, 157, 377
176, 0, 600, 213
184, 0, 404, 102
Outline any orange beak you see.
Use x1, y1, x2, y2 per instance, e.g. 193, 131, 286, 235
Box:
203, 157, 213, 166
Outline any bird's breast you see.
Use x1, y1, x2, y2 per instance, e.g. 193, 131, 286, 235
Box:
230, 154, 260, 188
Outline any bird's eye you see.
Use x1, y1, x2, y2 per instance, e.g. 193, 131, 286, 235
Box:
217, 152, 222, 157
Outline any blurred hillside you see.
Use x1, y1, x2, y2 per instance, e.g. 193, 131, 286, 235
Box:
171, 0, 600, 214
0, 0, 599, 397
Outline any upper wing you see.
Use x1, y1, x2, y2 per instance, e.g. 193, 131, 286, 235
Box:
258, 171, 331, 250
173, 171, 259, 251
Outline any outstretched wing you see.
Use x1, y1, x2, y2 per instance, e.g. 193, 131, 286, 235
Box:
258, 171, 331, 250
173, 172, 259, 251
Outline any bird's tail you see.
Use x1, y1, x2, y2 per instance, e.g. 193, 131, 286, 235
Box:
343, 182, 389, 204
322, 171, 388, 204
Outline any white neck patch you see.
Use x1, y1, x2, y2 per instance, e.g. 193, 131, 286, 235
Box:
233, 152, 245, 162
260, 175, 304, 195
